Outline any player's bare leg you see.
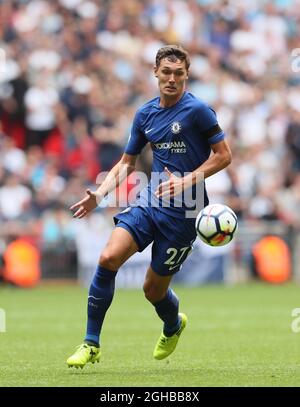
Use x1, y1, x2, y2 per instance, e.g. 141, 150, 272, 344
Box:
143, 267, 187, 360
143, 266, 173, 303
99, 226, 139, 269
67, 227, 138, 368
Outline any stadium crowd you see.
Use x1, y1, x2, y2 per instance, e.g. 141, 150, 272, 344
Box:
1, 0, 300, 257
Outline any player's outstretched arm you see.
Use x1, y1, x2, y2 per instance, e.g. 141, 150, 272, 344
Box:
70, 190, 99, 219
70, 153, 137, 219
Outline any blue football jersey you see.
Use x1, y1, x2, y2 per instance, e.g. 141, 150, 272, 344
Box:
125, 91, 225, 218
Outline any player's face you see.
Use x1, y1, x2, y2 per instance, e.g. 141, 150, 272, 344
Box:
154, 58, 188, 99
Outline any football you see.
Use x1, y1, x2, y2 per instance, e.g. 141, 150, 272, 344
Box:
195, 204, 238, 246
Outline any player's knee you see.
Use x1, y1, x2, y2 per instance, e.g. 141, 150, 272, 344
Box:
99, 251, 121, 271
143, 282, 165, 304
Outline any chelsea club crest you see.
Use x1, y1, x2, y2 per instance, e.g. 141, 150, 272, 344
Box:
171, 121, 182, 134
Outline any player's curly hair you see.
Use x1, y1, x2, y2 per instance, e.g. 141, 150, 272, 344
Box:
155, 45, 190, 70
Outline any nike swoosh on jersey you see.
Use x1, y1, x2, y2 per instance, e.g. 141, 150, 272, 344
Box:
145, 128, 154, 134
169, 265, 180, 271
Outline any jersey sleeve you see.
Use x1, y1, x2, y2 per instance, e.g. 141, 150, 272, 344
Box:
194, 105, 225, 145
124, 110, 148, 155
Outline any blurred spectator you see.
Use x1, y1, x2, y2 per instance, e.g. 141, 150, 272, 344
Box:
0, 173, 32, 220
64, 116, 99, 180
276, 173, 300, 228
42, 206, 74, 246
24, 75, 59, 148
286, 109, 300, 173
0, 134, 27, 175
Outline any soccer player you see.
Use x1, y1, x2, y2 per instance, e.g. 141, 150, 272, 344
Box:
67, 45, 232, 368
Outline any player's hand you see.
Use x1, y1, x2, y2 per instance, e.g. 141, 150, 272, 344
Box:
155, 167, 184, 199
70, 189, 101, 219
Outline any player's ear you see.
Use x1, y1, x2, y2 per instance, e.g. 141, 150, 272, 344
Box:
154, 65, 158, 77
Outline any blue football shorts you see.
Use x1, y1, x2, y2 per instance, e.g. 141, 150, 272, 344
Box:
113, 206, 197, 276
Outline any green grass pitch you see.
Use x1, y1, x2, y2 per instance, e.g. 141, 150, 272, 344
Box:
0, 282, 300, 387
